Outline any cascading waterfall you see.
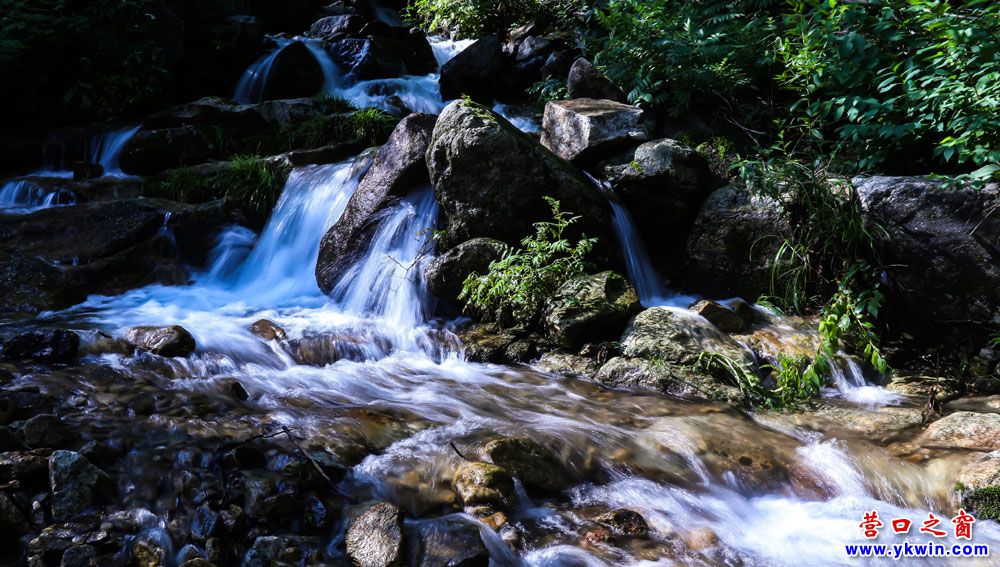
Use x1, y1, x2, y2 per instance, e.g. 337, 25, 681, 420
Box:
828, 356, 903, 406
87, 125, 141, 177
0, 179, 74, 213
233, 37, 293, 104
585, 172, 696, 307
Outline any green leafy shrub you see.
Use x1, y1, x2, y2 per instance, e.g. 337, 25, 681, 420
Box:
0, 0, 169, 124
588, 0, 783, 127
769, 353, 821, 408
460, 197, 596, 327
778, 0, 1000, 173
527, 78, 569, 106
694, 352, 772, 408
406, 0, 585, 38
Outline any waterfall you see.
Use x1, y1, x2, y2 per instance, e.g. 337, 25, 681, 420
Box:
828, 356, 902, 407
0, 179, 75, 213
329, 185, 438, 331
302, 39, 344, 93
584, 173, 696, 307
88, 125, 141, 177
233, 38, 292, 104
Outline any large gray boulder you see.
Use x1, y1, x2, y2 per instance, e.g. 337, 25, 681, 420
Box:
346, 502, 404, 567
600, 138, 712, 268
316, 113, 437, 294
439, 36, 503, 103
595, 307, 753, 401
426, 100, 613, 250
544, 271, 640, 349
683, 184, 790, 300
541, 98, 648, 164
855, 176, 1000, 346
424, 237, 507, 304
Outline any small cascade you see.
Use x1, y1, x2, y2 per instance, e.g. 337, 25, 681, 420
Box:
585, 173, 696, 307
0, 179, 75, 213
233, 37, 292, 104
827, 356, 903, 407
329, 185, 439, 336
88, 125, 141, 177
301, 39, 344, 92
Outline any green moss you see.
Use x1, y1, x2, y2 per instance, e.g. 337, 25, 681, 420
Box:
348, 108, 398, 146
964, 486, 1000, 520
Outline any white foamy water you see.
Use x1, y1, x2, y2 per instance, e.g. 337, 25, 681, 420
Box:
827, 356, 904, 407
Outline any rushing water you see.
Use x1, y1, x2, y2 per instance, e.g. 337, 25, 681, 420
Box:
9, 152, 994, 565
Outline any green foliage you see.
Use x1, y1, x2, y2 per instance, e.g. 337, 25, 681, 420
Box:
769, 353, 821, 408
964, 486, 1000, 520
406, 0, 584, 38
779, 0, 1000, 173
146, 155, 288, 226
0, 0, 169, 123
348, 108, 398, 146
589, 0, 783, 124
460, 197, 596, 327
694, 352, 772, 409
313, 94, 355, 114
527, 78, 569, 106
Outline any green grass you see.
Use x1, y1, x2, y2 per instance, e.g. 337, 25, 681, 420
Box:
347, 108, 398, 146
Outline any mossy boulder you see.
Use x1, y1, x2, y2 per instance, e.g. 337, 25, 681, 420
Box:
544, 271, 640, 349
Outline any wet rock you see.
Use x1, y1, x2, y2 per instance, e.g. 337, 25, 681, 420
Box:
0, 491, 28, 536
541, 98, 648, 164
0, 426, 22, 452
427, 100, 613, 249
730, 314, 818, 368
855, 176, 1000, 346
249, 319, 287, 341
329, 34, 436, 80
71, 162, 104, 181
683, 184, 790, 299
919, 411, 1000, 450
134, 540, 166, 567
0, 199, 239, 313
767, 405, 923, 444
0, 449, 51, 488
595, 508, 649, 537
425, 238, 507, 304
190, 504, 221, 542
439, 36, 503, 103
308, 14, 366, 39
886, 374, 961, 400
681, 526, 720, 551
567, 58, 624, 102
457, 324, 540, 365
544, 271, 640, 349
453, 462, 514, 510
956, 451, 1000, 520
621, 307, 752, 366
414, 515, 490, 567
484, 437, 571, 494
595, 356, 738, 402
119, 125, 213, 176
49, 450, 111, 520
125, 325, 196, 357
261, 40, 325, 101
690, 300, 745, 333
316, 113, 437, 294
228, 445, 267, 469
60, 544, 96, 567
0, 329, 79, 362
28, 525, 77, 565
23, 414, 74, 449
346, 501, 404, 567
946, 396, 1000, 415
599, 138, 712, 268
536, 352, 601, 378
179, 559, 216, 567
244, 536, 303, 567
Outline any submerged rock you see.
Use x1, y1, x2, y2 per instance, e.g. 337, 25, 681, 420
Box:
544, 271, 640, 349
0, 329, 79, 362
484, 437, 572, 494
567, 57, 624, 102
427, 100, 613, 250
453, 462, 514, 510
414, 515, 490, 567
424, 238, 507, 305
346, 502, 404, 567
541, 98, 648, 163
49, 450, 111, 520
316, 113, 437, 294
249, 319, 287, 341
125, 325, 197, 357
244, 535, 303, 567
23, 413, 74, 449
439, 36, 503, 103
594, 508, 649, 537
956, 451, 1000, 520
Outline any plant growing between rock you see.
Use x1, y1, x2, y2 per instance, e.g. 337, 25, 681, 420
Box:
460, 197, 596, 328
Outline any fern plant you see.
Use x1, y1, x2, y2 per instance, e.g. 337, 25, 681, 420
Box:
460, 197, 596, 328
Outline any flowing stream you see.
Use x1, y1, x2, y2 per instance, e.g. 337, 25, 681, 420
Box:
11, 154, 992, 565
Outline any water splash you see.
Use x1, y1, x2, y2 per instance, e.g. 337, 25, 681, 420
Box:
0, 179, 75, 213
827, 356, 903, 407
